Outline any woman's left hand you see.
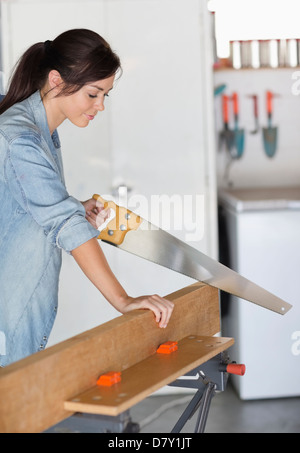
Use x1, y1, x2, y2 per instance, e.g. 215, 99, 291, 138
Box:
81, 198, 110, 229
120, 294, 175, 328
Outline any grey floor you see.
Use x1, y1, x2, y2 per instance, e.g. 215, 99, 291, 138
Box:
47, 381, 300, 433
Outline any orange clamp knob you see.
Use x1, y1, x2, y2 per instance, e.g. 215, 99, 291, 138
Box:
226, 363, 246, 376
157, 341, 178, 354
97, 371, 121, 387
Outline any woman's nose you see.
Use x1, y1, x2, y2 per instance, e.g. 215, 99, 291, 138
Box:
95, 98, 105, 112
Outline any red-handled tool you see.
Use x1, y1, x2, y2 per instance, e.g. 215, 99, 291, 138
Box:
249, 94, 259, 134
223, 94, 230, 125
220, 94, 234, 152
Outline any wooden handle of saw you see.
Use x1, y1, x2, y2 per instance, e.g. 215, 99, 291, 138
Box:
93, 194, 142, 245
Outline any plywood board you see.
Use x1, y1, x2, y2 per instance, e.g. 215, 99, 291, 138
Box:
65, 335, 234, 416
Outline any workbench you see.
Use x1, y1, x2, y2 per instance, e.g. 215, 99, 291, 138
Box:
0, 283, 242, 433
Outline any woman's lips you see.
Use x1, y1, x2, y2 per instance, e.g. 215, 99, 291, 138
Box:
85, 114, 95, 120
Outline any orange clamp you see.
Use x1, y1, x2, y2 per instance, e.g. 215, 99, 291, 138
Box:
97, 371, 121, 387
157, 341, 178, 354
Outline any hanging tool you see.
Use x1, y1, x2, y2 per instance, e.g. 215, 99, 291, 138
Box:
220, 94, 234, 152
232, 92, 245, 158
93, 194, 293, 316
263, 91, 278, 157
249, 94, 259, 134
214, 84, 226, 97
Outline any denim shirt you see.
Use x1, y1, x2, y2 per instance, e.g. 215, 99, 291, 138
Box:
0, 91, 99, 366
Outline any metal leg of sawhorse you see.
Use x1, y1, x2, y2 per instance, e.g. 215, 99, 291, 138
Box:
170, 379, 217, 433
169, 352, 232, 433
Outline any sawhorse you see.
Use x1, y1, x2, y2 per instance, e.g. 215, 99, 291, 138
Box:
55, 351, 244, 433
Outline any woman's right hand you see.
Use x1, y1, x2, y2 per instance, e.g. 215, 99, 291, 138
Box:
81, 197, 110, 229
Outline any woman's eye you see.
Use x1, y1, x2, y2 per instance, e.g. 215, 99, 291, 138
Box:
88, 93, 110, 100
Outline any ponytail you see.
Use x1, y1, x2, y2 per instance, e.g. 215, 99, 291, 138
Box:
0, 29, 121, 115
0, 43, 46, 114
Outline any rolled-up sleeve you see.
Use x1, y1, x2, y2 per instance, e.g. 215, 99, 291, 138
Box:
5, 133, 99, 253
55, 213, 99, 252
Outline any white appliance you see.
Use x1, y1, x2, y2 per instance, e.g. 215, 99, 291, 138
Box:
219, 187, 300, 400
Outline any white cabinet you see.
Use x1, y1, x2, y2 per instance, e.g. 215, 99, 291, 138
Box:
219, 187, 300, 399
1, 0, 217, 345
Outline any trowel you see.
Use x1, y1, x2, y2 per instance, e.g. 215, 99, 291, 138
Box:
263, 91, 278, 158
220, 94, 234, 152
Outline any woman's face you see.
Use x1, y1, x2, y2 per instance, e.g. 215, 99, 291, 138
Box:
58, 74, 115, 128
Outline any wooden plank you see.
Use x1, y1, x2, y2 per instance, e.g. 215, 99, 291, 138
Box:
0, 282, 220, 433
64, 335, 234, 416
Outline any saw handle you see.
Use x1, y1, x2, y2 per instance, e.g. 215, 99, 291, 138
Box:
92, 194, 142, 245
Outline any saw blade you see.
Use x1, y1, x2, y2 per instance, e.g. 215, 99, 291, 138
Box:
93, 194, 292, 315
109, 221, 292, 315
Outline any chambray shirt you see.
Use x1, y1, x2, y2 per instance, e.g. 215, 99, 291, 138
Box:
0, 91, 99, 366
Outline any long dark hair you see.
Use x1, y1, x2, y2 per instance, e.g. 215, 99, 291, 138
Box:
0, 29, 121, 114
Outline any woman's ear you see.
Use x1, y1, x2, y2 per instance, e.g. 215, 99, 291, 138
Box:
48, 70, 63, 92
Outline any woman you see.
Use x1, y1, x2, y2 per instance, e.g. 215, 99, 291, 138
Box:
0, 29, 173, 367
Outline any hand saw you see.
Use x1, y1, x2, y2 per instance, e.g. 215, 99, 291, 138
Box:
93, 194, 292, 315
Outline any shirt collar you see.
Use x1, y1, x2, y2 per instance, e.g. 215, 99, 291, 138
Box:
28, 90, 61, 150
